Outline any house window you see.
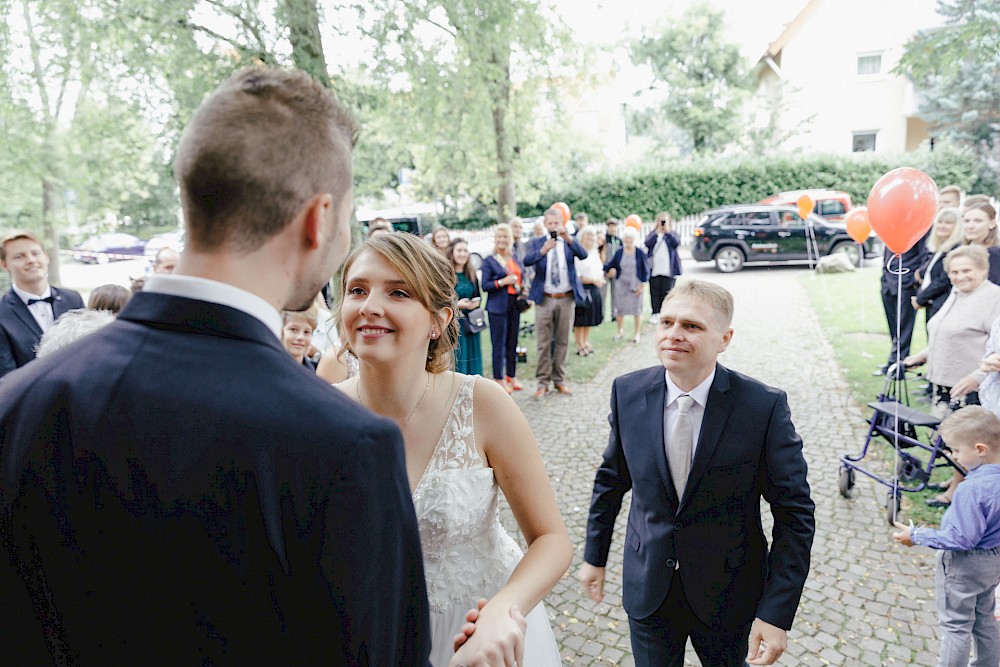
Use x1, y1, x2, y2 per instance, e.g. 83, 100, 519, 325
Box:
857, 54, 882, 75
853, 131, 877, 152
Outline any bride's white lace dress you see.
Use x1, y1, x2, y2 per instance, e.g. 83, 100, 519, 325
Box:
412, 375, 561, 666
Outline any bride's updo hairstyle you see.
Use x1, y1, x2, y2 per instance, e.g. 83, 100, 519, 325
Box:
335, 231, 459, 373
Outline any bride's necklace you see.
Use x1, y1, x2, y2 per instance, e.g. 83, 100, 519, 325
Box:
356, 374, 432, 427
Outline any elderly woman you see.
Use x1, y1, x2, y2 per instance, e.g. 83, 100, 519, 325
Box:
961, 199, 1000, 284
912, 207, 964, 323
904, 245, 1000, 506
573, 227, 605, 356
604, 225, 649, 343
481, 223, 525, 393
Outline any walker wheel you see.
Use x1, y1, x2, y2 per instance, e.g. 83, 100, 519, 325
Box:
838, 465, 855, 499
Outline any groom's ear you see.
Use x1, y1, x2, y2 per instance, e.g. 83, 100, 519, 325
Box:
300, 193, 333, 250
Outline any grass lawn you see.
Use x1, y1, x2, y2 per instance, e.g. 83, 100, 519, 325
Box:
800, 266, 951, 526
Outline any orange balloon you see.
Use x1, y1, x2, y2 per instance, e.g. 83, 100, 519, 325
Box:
844, 207, 872, 244
867, 168, 937, 254
797, 194, 814, 220
553, 202, 571, 223
624, 214, 642, 231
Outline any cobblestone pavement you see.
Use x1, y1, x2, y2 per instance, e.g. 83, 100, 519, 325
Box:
504, 263, 941, 666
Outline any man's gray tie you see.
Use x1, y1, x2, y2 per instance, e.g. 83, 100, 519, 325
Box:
668, 394, 695, 499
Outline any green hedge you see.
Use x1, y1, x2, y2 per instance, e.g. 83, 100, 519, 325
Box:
517, 141, 984, 222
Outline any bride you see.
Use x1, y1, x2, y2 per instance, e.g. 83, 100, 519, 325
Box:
333, 233, 571, 666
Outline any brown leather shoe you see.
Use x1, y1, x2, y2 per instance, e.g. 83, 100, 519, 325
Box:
554, 384, 573, 395
533, 387, 548, 399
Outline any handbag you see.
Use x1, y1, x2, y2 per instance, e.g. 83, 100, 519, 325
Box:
515, 292, 531, 313
461, 307, 487, 334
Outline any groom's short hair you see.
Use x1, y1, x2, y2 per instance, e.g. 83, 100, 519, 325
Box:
662, 280, 734, 329
174, 66, 358, 253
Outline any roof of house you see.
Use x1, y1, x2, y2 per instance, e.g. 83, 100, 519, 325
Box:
762, 0, 821, 59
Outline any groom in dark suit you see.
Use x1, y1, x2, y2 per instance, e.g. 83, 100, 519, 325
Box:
580, 280, 814, 666
0, 231, 84, 377
0, 67, 430, 665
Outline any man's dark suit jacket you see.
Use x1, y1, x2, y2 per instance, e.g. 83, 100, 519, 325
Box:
0, 291, 430, 666
523, 236, 588, 303
0, 285, 84, 377
584, 364, 815, 631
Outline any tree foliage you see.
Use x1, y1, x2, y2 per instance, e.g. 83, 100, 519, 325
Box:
631, 3, 752, 155
897, 0, 1000, 190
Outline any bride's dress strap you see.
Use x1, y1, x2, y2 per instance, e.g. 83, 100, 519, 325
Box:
425, 374, 482, 475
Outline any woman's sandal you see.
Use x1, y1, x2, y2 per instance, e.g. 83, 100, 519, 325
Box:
925, 495, 951, 508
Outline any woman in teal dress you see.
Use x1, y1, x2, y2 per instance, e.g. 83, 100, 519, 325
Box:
446, 238, 483, 375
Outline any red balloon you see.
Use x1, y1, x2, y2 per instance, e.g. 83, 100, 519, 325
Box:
844, 207, 872, 244
866, 168, 937, 254
553, 202, 571, 223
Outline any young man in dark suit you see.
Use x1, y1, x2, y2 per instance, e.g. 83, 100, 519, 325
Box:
579, 280, 815, 666
0, 67, 430, 666
0, 231, 84, 377
523, 207, 588, 397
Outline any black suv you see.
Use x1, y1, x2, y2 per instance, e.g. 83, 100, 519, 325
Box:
690, 204, 882, 273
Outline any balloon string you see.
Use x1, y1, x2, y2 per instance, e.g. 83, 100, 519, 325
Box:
892, 253, 903, 524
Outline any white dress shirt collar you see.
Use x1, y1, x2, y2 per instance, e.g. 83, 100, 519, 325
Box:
13, 282, 55, 332
143, 274, 283, 340
664, 367, 716, 409
12, 282, 52, 303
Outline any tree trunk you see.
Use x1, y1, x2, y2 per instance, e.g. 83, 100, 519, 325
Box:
490, 48, 515, 225
284, 0, 330, 87
42, 177, 62, 286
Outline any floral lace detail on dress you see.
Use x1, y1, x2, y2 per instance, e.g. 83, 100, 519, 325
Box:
412, 375, 522, 612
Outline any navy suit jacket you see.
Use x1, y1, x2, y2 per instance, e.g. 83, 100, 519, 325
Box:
0, 291, 430, 665
0, 285, 83, 377
603, 247, 650, 283
584, 364, 815, 630
481, 254, 524, 315
523, 236, 588, 303
644, 231, 683, 277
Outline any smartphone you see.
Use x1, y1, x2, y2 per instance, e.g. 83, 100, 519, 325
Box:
549, 230, 558, 239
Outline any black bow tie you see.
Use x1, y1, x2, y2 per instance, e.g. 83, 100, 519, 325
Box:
26, 295, 55, 306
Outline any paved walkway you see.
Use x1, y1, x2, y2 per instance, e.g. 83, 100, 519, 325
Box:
506, 263, 941, 666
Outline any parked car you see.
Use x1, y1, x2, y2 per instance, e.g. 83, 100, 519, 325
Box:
690, 204, 882, 273
759, 189, 853, 222
144, 230, 185, 258
72, 233, 146, 264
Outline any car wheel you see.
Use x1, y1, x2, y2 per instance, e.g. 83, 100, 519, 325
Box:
713, 247, 744, 273
470, 253, 483, 272
96, 253, 110, 265
831, 241, 861, 267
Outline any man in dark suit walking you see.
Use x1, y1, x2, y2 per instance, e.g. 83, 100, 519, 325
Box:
0, 67, 430, 665
0, 230, 84, 377
579, 280, 814, 666
524, 207, 588, 397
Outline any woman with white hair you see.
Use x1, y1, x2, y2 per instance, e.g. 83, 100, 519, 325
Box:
603, 226, 649, 343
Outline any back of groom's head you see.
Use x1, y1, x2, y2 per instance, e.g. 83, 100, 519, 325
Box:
174, 67, 358, 254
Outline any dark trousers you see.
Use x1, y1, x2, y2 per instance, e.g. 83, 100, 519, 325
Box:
628, 569, 752, 667
649, 275, 675, 315
488, 302, 519, 380
881, 287, 919, 370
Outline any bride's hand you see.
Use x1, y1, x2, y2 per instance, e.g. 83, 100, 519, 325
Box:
448, 602, 526, 666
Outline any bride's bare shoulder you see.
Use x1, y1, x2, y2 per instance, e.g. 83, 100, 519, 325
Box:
334, 377, 360, 402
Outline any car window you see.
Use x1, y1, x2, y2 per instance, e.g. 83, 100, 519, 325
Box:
819, 200, 846, 216
779, 211, 806, 227
737, 211, 774, 226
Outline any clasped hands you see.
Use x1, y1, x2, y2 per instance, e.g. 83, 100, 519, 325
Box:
449, 598, 526, 667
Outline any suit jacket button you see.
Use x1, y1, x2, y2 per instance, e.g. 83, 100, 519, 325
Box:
666, 558, 676, 568
674, 522, 683, 531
